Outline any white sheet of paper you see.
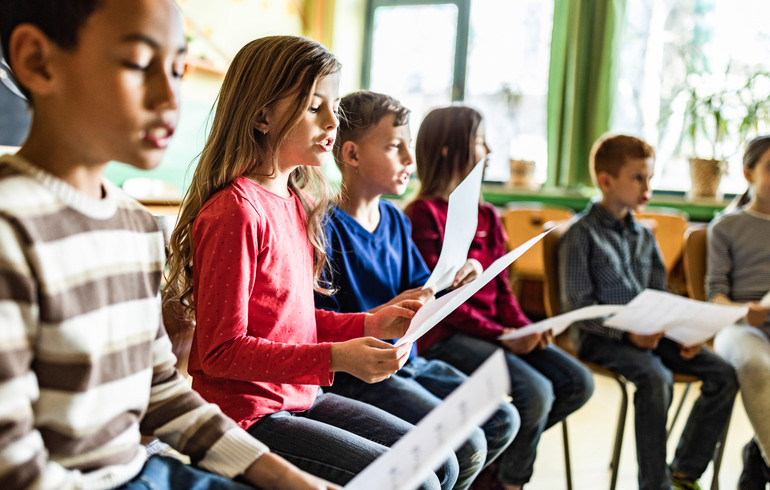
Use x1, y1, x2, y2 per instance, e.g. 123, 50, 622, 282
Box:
396, 230, 551, 347
604, 289, 747, 346
345, 349, 510, 490
760, 290, 770, 308
422, 161, 485, 291
498, 304, 624, 340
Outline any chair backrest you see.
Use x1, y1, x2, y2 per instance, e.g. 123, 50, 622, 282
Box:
682, 224, 708, 301
635, 208, 688, 273
541, 220, 571, 318
502, 204, 574, 279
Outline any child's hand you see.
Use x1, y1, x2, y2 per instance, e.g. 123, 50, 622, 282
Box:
363, 300, 423, 339
243, 452, 342, 489
626, 331, 664, 350
501, 330, 542, 354
378, 287, 435, 311
450, 259, 483, 289
746, 302, 770, 327
679, 343, 703, 360
329, 337, 412, 383
537, 329, 555, 350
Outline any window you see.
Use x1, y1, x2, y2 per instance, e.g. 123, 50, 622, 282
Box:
611, 0, 770, 195
363, 0, 554, 184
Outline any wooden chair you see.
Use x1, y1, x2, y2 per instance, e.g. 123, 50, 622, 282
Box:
542, 220, 727, 490
502, 204, 574, 317
682, 224, 708, 301
635, 208, 688, 275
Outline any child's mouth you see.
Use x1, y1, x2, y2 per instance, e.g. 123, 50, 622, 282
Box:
143, 125, 175, 149
318, 137, 334, 152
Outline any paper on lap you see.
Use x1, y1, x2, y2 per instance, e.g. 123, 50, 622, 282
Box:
344, 349, 510, 490
604, 289, 747, 346
396, 230, 551, 347
760, 290, 770, 308
422, 161, 484, 292
498, 304, 624, 340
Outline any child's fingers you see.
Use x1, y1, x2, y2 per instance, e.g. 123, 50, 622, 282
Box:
391, 300, 423, 315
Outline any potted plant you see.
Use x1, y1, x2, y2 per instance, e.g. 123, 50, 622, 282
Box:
668, 67, 770, 199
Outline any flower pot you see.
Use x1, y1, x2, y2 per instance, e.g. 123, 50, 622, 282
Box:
688, 158, 727, 200
508, 159, 538, 190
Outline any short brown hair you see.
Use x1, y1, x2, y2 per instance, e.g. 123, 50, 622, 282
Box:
590, 133, 655, 183
333, 91, 410, 167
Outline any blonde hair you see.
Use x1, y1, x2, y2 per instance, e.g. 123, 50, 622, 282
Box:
166, 36, 341, 314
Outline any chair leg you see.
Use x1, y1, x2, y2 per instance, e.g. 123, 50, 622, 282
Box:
610, 376, 629, 490
667, 383, 693, 439
710, 403, 733, 490
562, 419, 573, 490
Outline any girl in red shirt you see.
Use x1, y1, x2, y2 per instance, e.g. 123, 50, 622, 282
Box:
165, 36, 457, 489
404, 106, 593, 490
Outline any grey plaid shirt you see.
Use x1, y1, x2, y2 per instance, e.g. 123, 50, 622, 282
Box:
558, 201, 667, 340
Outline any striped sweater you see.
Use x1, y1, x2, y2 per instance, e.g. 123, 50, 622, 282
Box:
0, 154, 268, 489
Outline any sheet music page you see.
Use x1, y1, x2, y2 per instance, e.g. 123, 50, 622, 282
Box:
760, 290, 770, 308
498, 304, 624, 340
604, 289, 747, 346
396, 231, 550, 347
345, 349, 510, 490
422, 161, 484, 291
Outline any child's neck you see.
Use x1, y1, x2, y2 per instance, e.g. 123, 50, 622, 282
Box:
598, 197, 631, 222
249, 164, 293, 198
748, 195, 770, 215
19, 123, 107, 199
337, 184, 381, 233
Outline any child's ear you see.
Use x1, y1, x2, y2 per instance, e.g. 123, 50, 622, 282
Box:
744, 166, 755, 184
8, 24, 56, 97
254, 107, 270, 134
340, 140, 360, 168
596, 171, 613, 192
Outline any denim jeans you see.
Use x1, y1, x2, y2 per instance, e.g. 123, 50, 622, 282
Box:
328, 356, 520, 490
247, 390, 458, 489
422, 333, 594, 486
577, 332, 738, 490
120, 455, 253, 490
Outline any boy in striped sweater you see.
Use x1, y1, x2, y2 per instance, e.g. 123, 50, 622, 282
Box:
0, 1, 336, 489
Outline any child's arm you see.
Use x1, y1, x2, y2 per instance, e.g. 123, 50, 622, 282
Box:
0, 219, 74, 488
558, 224, 634, 341
708, 222, 770, 326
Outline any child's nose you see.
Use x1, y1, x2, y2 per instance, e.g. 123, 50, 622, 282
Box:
149, 71, 179, 112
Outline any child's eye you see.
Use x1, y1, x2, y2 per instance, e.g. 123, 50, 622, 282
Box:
123, 61, 148, 71
309, 106, 320, 113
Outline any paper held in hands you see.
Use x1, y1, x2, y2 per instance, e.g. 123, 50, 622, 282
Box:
760, 290, 770, 308
501, 290, 747, 347
396, 230, 552, 347
422, 161, 485, 292
604, 289, 747, 346
345, 349, 510, 490
498, 305, 624, 340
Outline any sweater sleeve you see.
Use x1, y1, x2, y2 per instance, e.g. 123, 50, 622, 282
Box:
0, 217, 76, 489
193, 201, 333, 386
142, 319, 268, 478
558, 223, 626, 340
315, 308, 365, 342
706, 218, 733, 300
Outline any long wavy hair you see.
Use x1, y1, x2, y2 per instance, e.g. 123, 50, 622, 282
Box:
414, 105, 482, 198
166, 36, 340, 315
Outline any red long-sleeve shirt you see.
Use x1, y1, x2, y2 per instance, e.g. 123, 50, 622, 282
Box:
404, 198, 531, 352
189, 177, 364, 428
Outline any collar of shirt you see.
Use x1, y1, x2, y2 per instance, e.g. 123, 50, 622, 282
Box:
587, 201, 643, 235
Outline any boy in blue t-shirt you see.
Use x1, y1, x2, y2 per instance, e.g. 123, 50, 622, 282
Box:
315, 91, 519, 489
558, 133, 738, 490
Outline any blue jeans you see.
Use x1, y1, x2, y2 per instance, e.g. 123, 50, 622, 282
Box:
247, 390, 458, 489
423, 332, 594, 486
120, 455, 253, 490
328, 356, 520, 490
577, 332, 738, 490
